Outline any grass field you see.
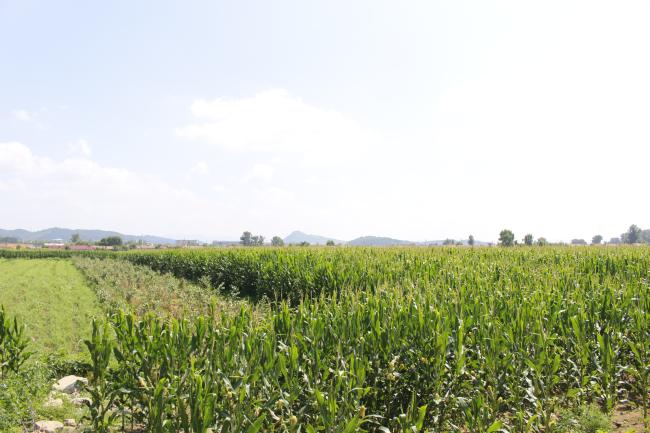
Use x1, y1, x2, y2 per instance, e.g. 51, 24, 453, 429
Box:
0, 258, 102, 357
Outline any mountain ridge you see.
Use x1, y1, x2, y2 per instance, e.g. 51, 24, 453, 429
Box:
283, 230, 343, 245
1, 227, 490, 246
285, 231, 489, 246
0, 227, 176, 244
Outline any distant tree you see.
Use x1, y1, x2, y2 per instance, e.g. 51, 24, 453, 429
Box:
326, 240, 336, 246
622, 224, 642, 244
251, 235, 265, 246
609, 237, 621, 245
70, 233, 81, 243
498, 229, 515, 247
240, 231, 253, 246
271, 236, 284, 247
468, 235, 475, 246
642, 229, 650, 244
523, 234, 534, 246
0, 237, 19, 243
299, 241, 310, 247
442, 239, 455, 246
571, 239, 587, 245
98, 236, 122, 246
591, 235, 603, 245
536, 237, 548, 246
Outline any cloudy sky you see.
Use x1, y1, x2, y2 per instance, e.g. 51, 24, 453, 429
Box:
1, 1, 649, 242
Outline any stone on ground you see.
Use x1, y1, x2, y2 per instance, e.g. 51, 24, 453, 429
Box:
52, 375, 87, 394
71, 396, 91, 406
44, 396, 64, 408
35, 420, 64, 432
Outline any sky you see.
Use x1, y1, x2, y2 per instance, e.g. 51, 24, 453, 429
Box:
1, 0, 649, 243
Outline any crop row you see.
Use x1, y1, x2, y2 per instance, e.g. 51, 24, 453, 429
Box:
121, 246, 650, 302
0, 248, 113, 259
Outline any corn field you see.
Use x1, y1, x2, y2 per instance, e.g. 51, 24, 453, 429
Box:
71, 247, 650, 432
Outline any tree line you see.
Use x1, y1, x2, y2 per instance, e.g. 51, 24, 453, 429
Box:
496, 224, 650, 247
238, 225, 650, 248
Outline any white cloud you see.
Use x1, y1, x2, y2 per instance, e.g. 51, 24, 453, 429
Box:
12, 109, 34, 122
190, 161, 209, 175
266, 186, 294, 203
170, 81, 650, 242
176, 89, 380, 164
245, 163, 274, 182
67, 139, 92, 157
0, 142, 218, 238
0, 142, 317, 241
0, 141, 38, 172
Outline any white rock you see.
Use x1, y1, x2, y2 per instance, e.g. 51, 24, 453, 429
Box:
71, 397, 91, 406
35, 420, 64, 432
63, 419, 76, 427
44, 397, 64, 408
53, 375, 88, 394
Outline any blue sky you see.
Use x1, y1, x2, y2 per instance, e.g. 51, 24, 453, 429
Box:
2, 0, 649, 242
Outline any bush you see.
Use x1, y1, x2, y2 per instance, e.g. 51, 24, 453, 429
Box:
555, 405, 612, 433
0, 362, 49, 431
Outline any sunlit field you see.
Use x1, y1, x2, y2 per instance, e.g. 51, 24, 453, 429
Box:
1, 246, 648, 432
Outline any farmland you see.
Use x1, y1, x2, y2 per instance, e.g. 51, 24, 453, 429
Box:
0, 259, 102, 356
0, 247, 648, 432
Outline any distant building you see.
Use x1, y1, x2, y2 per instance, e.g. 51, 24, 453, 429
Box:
69, 245, 97, 251
211, 241, 239, 247
0, 243, 34, 250
43, 243, 65, 249
176, 239, 202, 247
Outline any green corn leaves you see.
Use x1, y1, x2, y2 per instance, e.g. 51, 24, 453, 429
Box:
0, 306, 31, 378
64, 246, 650, 431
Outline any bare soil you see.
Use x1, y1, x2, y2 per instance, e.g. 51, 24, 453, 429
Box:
612, 405, 647, 433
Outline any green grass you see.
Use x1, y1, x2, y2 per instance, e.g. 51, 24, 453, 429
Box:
0, 258, 103, 358
0, 259, 100, 432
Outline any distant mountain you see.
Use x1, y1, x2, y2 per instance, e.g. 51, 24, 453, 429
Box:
347, 236, 414, 246
284, 230, 343, 245
418, 239, 492, 246
283, 230, 490, 247
0, 227, 176, 244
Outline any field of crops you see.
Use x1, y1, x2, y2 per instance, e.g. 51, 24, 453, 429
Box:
1, 246, 649, 432
93, 247, 650, 432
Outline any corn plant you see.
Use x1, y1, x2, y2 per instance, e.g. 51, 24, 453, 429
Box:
83, 320, 118, 433
0, 306, 31, 378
